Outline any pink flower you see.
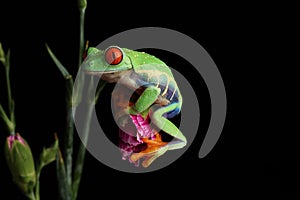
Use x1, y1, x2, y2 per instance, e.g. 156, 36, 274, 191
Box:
118, 114, 167, 167
119, 129, 147, 167
7, 134, 25, 149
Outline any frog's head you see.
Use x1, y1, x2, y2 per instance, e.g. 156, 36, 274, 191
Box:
83, 46, 132, 75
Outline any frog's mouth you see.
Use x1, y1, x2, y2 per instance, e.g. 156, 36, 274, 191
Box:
85, 69, 131, 83
84, 70, 119, 76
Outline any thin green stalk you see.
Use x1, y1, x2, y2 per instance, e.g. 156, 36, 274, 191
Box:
2, 49, 15, 125
72, 0, 87, 110
78, 0, 86, 69
5, 50, 15, 127
26, 192, 36, 200
72, 80, 93, 199
35, 167, 41, 200
46, 45, 74, 197
72, 102, 93, 200
56, 149, 72, 200
4, 51, 13, 115
71, 1, 88, 199
64, 77, 74, 187
0, 104, 14, 134
72, 76, 104, 200
95, 80, 107, 103
0, 48, 15, 135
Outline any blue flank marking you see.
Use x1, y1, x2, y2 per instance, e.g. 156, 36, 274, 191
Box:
163, 103, 181, 119
132, 73, 181, 119
165, 85, 179, 103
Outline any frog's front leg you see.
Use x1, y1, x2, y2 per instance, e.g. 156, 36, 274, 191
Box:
113, 85, 161, 129
129, 86, 161, 116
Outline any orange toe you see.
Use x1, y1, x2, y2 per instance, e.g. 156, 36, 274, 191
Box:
130, 131, 168, 165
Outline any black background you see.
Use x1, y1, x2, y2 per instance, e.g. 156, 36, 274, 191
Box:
0, 0, 297, 199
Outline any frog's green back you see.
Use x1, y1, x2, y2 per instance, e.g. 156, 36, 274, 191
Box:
123, 48, 174, 77
123, 48, 181, 107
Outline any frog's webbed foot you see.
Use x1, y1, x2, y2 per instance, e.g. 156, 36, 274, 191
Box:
119, 127, 168, 167
130, 132, 168, 167
128, 114, 170, 167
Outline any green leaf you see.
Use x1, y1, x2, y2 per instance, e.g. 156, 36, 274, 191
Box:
39, 134, 59, 169
0, 42, 5, 64
56, 147, 72, 200
5, 48, 10, 69
45, 43, 71, 79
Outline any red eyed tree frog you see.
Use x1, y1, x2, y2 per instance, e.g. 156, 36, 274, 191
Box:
83, 46, 187, 167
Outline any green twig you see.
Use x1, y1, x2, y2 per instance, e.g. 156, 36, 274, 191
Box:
56, 149, 72, 200
72, 76, 106, 200
0, 104, 14, 133
64, 76, 74, 187
35, 166, 41, 200
0, 46, 15, 135
72, 77, 93, 199
78, 0, 86, 68
26, 192, 36, 200
72, 0, 87, 111
72, 101, 93, 200
4, 50, 14, 121
95, 80, 107, 103
46, 44, 74, 198
71, 1, 89, 199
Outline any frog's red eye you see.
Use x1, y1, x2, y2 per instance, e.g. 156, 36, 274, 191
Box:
104, 46, 123, 65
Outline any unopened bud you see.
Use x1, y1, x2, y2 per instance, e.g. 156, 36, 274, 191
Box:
4, 133, 36, 195
78, 0, 87, 10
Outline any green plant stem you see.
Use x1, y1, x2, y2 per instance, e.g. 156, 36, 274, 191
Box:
71, 2, 88, 199
0, 49, 15, 135
0, 104, 14, 134
27, 191, 36, 200
45, 44, 74, 199
64, 76, 74, 187
5, 52, 15, 125
78, 6, 86, 69
5, 60, 13, 115
72, 77, 105, 200
72, 78, 91, 198
35, 166, 41, 200
72, 101, 93, 200
56, 149, 72, 200
64, 108, 73, 186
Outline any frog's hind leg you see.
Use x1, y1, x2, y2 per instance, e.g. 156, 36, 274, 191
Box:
150, 103, 187, 150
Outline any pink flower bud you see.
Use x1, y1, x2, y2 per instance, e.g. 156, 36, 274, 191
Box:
4, 133, 36, 196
